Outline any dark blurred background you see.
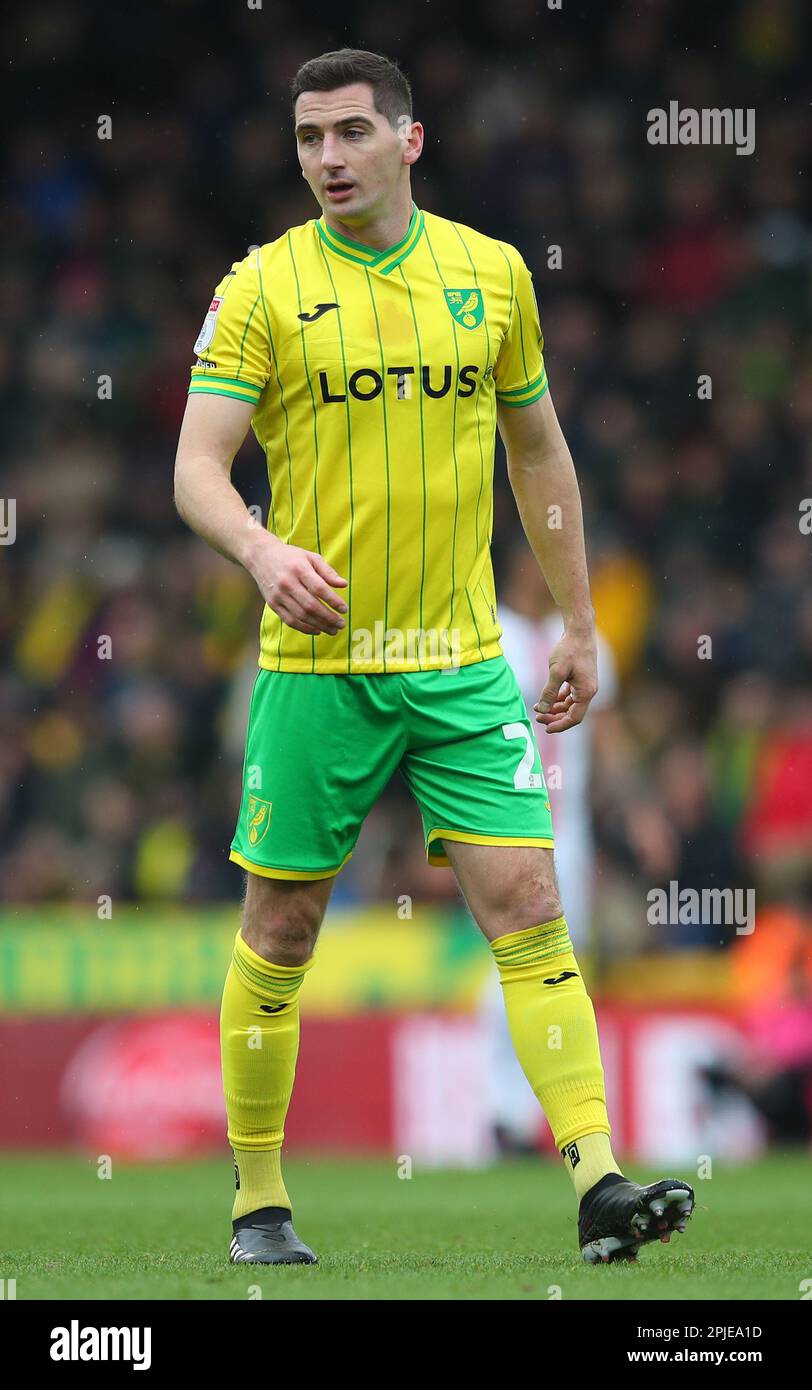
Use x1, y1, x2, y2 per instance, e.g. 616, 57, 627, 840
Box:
2, 0, 811, 960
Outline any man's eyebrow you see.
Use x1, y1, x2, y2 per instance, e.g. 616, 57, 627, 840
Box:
295, 115, 376, 134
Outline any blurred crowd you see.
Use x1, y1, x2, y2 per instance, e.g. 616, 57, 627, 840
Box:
2, 0, 811, 962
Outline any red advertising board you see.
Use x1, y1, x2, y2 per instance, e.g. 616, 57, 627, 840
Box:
0, 1006, 767, 1164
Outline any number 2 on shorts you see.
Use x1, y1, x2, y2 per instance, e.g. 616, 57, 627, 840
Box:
502, 722, 544, 789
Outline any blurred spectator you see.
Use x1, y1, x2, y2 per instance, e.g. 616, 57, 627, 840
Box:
700, 902, 812, 1144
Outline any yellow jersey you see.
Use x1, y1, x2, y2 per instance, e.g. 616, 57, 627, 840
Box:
188, 202, 547, 673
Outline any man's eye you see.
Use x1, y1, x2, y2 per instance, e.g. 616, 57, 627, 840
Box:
346, 129, 363, 138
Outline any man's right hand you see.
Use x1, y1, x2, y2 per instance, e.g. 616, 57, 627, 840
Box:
245, 530, 349, 636
174, 393, 348, 636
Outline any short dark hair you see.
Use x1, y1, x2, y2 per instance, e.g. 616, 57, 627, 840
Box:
290, 47, 412, 130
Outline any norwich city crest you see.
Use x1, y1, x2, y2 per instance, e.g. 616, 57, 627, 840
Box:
443, 288, 484, 330
246, 794, 272, 847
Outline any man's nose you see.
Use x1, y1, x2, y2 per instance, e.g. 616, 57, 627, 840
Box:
321, 136, 346, 167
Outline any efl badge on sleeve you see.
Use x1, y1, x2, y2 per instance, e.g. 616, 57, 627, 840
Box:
194, 296, 223, 355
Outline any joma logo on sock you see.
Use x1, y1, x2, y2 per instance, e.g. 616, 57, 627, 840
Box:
543, 970, 578, 986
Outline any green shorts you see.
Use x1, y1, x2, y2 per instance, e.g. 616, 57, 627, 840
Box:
230, 654, 554, 880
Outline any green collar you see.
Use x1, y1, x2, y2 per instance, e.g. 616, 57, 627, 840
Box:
317, 202, 425, 275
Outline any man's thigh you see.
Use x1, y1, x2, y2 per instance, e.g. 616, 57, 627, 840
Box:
241, 868, 336, 964
441, 841, 562, 943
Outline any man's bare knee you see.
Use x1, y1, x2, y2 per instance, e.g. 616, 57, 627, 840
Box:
241, 872, 333, 965
491, 883, 564, 939
444, 843, 563, 941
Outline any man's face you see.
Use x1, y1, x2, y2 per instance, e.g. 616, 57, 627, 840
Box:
294, 81, 419, 223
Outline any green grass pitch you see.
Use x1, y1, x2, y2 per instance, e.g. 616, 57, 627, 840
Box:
1, 1152, 809, 1300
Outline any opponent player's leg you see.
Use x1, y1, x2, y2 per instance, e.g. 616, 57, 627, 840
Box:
443, 838, 694, 1263
482, 832, 594, 1152
443, 839, 622, 1181
401, 657, 693, 1262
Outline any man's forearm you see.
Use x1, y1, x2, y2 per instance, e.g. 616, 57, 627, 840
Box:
507, 437, 594, 630
174, 453, 271, 573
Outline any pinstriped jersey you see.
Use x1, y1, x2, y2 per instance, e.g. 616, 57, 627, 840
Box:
188, 202, 548, 673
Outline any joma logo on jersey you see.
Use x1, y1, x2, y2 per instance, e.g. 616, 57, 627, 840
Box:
319, 364, 482, 403
246, 795, 272, 847
298, 301, 340, 322
443, 288, 484, 329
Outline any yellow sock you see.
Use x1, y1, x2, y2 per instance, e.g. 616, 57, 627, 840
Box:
220, 928, 314, 1221
560, 1132, 623, 1200
490, 916, 622, 1199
